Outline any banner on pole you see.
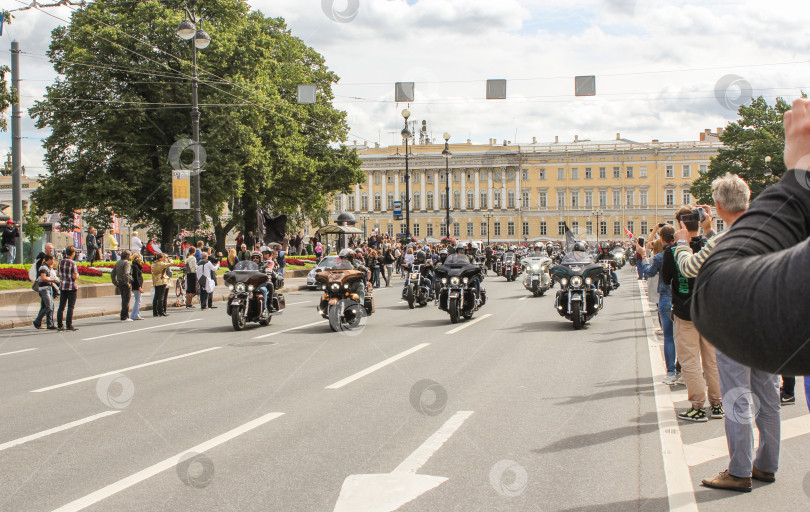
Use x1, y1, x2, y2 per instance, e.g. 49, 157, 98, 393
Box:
172, 170, 191, 210
112, 214, 120, 234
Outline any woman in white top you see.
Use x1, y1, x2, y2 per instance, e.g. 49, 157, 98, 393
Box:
402, 247, 414, 278
196, 252, 218, 310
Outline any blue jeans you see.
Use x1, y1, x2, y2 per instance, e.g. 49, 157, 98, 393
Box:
6, 245, 15, 264
658, 294, 675, 374
610, 270, 619, 285
636, 261, 645, 279
34, 287, 54, 328
372, 267, 381, 288
716, 349, 781, 478
131, 290, 142, 319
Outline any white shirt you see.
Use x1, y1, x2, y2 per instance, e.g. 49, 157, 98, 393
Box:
131, 236, 143, 253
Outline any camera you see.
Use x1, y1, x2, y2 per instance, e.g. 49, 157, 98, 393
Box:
637, 238, 645, 247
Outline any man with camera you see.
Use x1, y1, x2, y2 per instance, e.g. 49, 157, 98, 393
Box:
662, 206, 723, 423
1, 220, 19, 263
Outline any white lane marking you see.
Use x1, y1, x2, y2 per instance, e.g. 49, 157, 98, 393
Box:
31, 347, 222, 393
0, 411, 120, 452
326, 343, 431, 389
284, 301, 311, 306
81, 319, 202, 341
638, 281, 698, 512
0, 348, 38, 358
253, 320, 328, 339
445, 314, 492, 335
394, 410, 475, 474
684, 414, 810, 467
51, 412, 285, 512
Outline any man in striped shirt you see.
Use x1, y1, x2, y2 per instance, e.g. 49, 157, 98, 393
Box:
56, 245, 80, 331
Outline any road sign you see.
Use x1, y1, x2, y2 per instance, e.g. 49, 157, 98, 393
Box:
172, 170, 191, 210
393, 200, 402, 216
575, 75, 596, 96
486, 79, 507, 99
395, 82, 415, 102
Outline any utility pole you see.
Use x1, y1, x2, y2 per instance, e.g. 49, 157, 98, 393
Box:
11, 40, 22, 263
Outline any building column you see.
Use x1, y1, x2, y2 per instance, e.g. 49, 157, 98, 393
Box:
500, 167, 507, 211
367, 171, 374, 212
381, 171, 387, 212
354, 184, 360, 212
474, 168, 481, 210
420, 171, 426, 211
487, 168, 493, 210
394, 170, 400, 207
460, 168, 466, 211
433, 170, 440, 212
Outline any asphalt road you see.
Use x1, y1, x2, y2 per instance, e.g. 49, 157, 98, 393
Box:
0, 266, 808, 511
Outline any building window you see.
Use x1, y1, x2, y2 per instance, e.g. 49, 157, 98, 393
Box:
494, 169, 502, 181
521, 168, 529, 180
507, 221, 515, 236
539, 168, 546, 180
440, 171, 447, 183
612, 190, 621, 206
440, 192, 447, 209
521, 191, 529, 209
387, 173, 394, 184
640, 190, 648, 207
571, 221, 579, 234
507, 190, 515, 208
557, 191, 565, 208
641, 221, 648, 234
640, 166, 648, 178
467, 170, 474, 182
682, 164, 691, 178
599, 167, 606, 179
626, 166, 634, 178
374, 173, 381, 184
539, 191, 547, 208
387, 192, 394, 210
426, 191, 434, 210
522, 221, 529, 236
413, 223, 420, 237
557, 168, 565, 180
665, 165, 674, 178
481, 170, 488, 182
453, 222, 460, 237
427, 172, 434, 184
361, 193, 369, 211
348, 195, 355, 211
494, 222, 501, 236
401, 173, 406, 183
571, 168, 579, 180
400, 191, 406, 205
586, 221, 593, 235
682, 189, 692, 205
387, 223, 393, 236
494, 190, 502, 208
413, 193, 420, 210
374, 193, 381, 211
627, 221, 635, 235
717, 219, 726, 232
440, 223, 448, 237
699, 164, 708, 174
480, 222, 487, 236
467, 222, 474, 237
540, 221, 547, 236
334, 196, 342, 211
453, 190, 461, 209
453, 170, 461, 183
613, 221, 621, 236
584, 190, 593, 208
600, 221, 607, 235
585, 167, 592, 179
665, 189, 674, 206
413, 172, 420, 184
507, 168, 515, 181
571, 191, 579, 208
613, 167, 620, 179
480, 192, 488, 209
626, 190, 634, 207
467, 190, 474, 209
426, 223, 433, 237
558, 222, 566, 236
598, 190, 607, 207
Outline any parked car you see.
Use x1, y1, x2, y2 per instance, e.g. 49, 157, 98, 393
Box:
307, 256, 339, 289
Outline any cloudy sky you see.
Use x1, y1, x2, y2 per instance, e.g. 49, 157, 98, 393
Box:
1, 0, 809, 175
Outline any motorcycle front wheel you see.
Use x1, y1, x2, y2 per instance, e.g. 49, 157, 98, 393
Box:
572, 302, 583, 330
406, 286, 415, 309
232, 307, 246, 331
448, 297, 460, 324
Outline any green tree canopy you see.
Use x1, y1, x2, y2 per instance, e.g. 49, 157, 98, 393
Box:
691, 96, 791, 204
30, 0, 362, 250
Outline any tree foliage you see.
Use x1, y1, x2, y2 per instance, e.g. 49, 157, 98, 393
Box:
30, 0, 362, 250
691, 96, 792, 204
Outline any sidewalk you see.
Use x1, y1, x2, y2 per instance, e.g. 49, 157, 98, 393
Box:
0, 278, 310, 330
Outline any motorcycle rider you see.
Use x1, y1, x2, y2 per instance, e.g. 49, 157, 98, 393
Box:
256, 247, 278, 312
443, 242, 484, 305
438, 248, 449, 264
403, 250, 434, 299
335, 249, 365, 303
596, 242, 620, 288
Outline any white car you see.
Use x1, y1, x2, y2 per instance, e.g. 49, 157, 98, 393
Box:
307, 256, 339, 289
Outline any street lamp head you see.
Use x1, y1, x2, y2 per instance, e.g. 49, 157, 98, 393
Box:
194, 29, 211, 49
176, 19, 196, 40
402, 108, 411, 120
443, 132, 451, 141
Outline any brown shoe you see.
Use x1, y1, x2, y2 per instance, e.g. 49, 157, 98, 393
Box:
752, 467, 775, 483
701, 470, 752, 492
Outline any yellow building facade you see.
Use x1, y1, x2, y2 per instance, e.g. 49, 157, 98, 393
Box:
332, 131, 723, 243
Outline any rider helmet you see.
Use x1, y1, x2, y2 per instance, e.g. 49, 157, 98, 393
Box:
438, 248, 448, 255
251, 251, 262, 260
416, 250, 426, 262
509, 245, 517, 251
573, 241, 588, 252
455, 242, 467, 253
260, 246, 270, 254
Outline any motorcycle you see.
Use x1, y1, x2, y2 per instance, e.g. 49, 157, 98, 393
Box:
597, 260, 619, 296
404, 263, 432, 308
224, 261, 285, 331
500, 253, 520, 282
550, 257, 604, 330
435, 261, 486, 324
491, 252, 503, 275
521, 256, 553, 297
315, 268, 375, 332
611, 248, 626, 269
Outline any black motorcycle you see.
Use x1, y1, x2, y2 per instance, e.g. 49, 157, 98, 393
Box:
597, 260, 618, 296
550, 257, 603, 330
404, 263, 432, 308
435, 261, 486, 324
224, 261, 285, 331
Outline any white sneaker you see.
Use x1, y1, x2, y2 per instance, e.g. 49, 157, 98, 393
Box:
662, 374, 677, 385
133, 316, 144, 321
675, 374, 685, 385
122, 318, 134, 322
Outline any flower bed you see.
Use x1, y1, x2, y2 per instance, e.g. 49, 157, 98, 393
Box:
0, 267, 31, 281
77, 266, 103, 277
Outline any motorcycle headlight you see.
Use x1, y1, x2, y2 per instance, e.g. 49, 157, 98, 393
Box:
560, 278, 568, 286
585, 277, 592, 285
330, 283, 341, 292
450, 277, 460, 285
248, 284, 255, 292
235, 283, 246, 292
227, 284, 234, 291
344, 284, 350, 289
410, 273, 419, 279
441, 278, 448, 284
462, 277, 469, 284
571, 276, 583, 287
532, 265, 540, 270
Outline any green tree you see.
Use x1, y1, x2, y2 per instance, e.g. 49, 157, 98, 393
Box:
23, 206, 44, 263
30, 0, 362, 252
691, 96, 791, 204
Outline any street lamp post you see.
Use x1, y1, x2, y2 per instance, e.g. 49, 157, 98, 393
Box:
360, 215, 368, 240
176, 0, 211, 231
442, 132, 452, 238
591, 209, 604, 244
483, 212, 494, 246
401, 109, 412, 240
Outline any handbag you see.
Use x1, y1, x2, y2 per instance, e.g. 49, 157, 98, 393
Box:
32, 278, 40, 292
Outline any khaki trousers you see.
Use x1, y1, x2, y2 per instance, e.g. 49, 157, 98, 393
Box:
674, 316, 722, 410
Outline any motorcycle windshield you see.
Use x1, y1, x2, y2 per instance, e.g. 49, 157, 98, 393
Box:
234, 261, 259, 271
503, 254, 515, 263
561, 251, 594, 265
